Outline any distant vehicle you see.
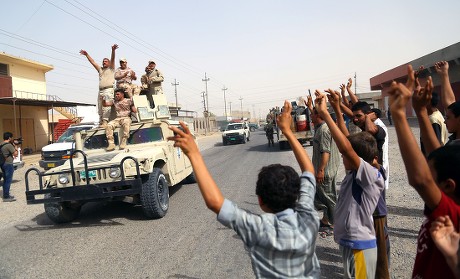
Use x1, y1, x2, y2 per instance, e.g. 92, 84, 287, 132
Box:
222, 122, 250, 145
39, 123, 97, 170
248, 123, 259, 132
268, 101, 313, 150
25, 94, 196, 223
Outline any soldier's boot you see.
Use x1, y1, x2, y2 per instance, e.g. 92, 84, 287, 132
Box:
106, 138, 116, 151
99, 120, 108, 128
119, 137, 127, 150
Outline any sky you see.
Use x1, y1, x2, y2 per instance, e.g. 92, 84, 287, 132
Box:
2, 0, 460, 120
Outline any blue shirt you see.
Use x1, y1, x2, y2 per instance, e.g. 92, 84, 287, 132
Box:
217, 172, 320, 278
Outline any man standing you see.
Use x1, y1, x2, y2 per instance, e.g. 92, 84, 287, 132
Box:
103, 88, 137, 151
1, 132, 18, 202
80, 44, 118, 128
143, 60, 164, 95
115, 58, 137, 97
306, 96, 340, 232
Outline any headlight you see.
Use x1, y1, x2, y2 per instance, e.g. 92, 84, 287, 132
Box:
62, 150, 73, 159
58, 174, 69, 184
109, 167, 121, 178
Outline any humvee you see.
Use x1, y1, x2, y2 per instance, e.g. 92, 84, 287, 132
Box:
25, 94, 196, 223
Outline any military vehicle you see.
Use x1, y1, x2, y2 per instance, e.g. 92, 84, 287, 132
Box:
25, 94, 196, 223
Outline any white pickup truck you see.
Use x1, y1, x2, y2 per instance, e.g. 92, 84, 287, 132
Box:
39, 123, 97, 170
222, 122, 250, 145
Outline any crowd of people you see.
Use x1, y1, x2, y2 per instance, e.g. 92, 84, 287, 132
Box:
168, 60, 460, 279
79, 44, 164, 151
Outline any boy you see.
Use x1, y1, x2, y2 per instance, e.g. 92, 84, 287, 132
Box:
388, 65, 460, 278
314, 90, 385, 278
168, 101, 320, 278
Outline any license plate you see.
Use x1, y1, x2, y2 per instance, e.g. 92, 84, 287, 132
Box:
229, 137, 236, 140
80, 170, 97, 179
47, 163, 55, 168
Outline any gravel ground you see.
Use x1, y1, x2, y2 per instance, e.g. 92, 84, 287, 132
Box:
1, 124, 426, 278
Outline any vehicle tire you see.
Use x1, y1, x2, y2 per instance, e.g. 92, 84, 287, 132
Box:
44, 194, 81, 223
141, 168, 170, 219
223, 139, 227, 146
184, 171, 197, 184
242, 135, 246, 144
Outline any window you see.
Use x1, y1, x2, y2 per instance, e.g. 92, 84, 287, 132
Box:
0, 63, 7, 76
128, 127, 163, 144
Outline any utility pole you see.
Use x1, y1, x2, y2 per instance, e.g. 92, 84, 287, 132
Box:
202, 73, 210, 112
252, 104, 255, 122
239, 97, 243, 119
229, 101, 232, 117
222, 86, 228, 118
171, 78, 179, 113
354, 72, 357, 94
201, 91, 207, 135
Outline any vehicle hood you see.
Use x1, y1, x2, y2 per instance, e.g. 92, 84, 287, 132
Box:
42, 142, 75, 152
222, 129, 245, 135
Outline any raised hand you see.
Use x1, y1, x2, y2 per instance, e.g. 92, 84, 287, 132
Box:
167, 122, 198, 156
325, 89, 341, 111
314, 90, 328, 117
430, 215, 460, 263
340, 84, 346, 94
79, 50, 88, 56
388, 67, 415, 116
346, 78, 352, 89
276, 101, 292, 133
412, 76, 433, 113
435, 61, 449, 76
112, 44, 119, 50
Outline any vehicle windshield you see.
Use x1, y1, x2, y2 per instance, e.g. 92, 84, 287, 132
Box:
83, 127, 164, 150
226, 124, 243, 130
57, 127, 92, 143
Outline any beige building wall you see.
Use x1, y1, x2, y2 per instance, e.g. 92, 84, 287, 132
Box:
0, 53, 52, 99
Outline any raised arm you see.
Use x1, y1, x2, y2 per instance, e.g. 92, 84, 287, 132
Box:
315, 90, 360, 170
430, 215, 460, 279
326, 89, 349, 137
168, 122, 224, 213
110, 44, 118, 70
388, 65, 441, 210
412, 76, 442, 155
304, 95, 314, 115
340, 84, 350, 107
79, 49, 100, 72
346, 78, 359, 104
277, 101, 314, 174
435, 61, 456, 109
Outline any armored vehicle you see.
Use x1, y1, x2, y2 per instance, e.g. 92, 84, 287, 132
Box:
25, 94, 196, 223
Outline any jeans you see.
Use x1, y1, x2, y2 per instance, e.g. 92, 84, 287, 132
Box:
1, 163, 14, 198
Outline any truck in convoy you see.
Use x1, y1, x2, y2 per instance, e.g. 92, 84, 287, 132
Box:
25, 94, 196, 223
267, 100, 313, 150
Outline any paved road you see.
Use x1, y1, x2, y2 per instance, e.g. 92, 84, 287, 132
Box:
0, 125, 424, 278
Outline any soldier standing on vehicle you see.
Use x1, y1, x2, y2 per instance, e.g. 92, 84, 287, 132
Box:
144, 60, 164, 95
115, 58, 137, 97
80, 44, 117, 128
103, 88, 137, 151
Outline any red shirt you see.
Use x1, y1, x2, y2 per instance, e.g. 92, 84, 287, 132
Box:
412, 192, 460, 279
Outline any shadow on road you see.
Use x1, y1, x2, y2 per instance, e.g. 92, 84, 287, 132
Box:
15, 184, 186, 231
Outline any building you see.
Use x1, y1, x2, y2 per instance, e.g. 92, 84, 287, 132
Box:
0, 52, 94, 153
370, 42, 460, 116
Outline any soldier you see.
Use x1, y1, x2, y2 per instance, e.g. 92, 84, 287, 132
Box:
115, 58, 137, 97
80, 44, 118, 128
103, 88, 137, 151
144, 60, 164, 95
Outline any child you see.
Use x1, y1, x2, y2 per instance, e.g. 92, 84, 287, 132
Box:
168, 101, 320, 278
314, 90, 385, 278
388, 65, 460, 278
